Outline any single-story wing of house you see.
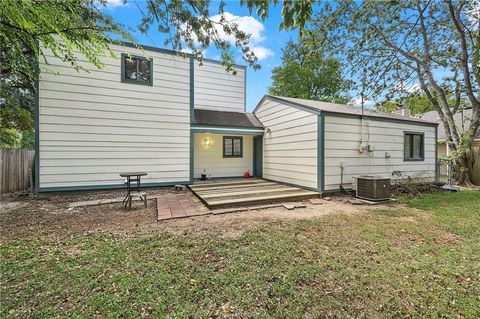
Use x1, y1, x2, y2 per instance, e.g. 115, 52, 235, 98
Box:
35, 42, 438, 193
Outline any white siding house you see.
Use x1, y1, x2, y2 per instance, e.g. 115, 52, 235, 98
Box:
38, 44, 191, 190
323, 114, 436, 191
254, 98, 318, 189
36, 43, 253, 191
194, 61, 246, 112
254, 95, 438, 193
36, 42, 438, 195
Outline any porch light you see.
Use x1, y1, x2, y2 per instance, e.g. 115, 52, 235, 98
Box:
203, 138, 211, 146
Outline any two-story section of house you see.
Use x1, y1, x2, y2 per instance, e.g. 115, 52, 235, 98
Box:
36, 42, 263, 191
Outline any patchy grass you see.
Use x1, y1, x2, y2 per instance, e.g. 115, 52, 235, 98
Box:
1, 192, 479, 318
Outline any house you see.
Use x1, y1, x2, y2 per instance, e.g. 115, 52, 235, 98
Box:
36, 42, 260, 192
415, 108, 479, 184
35, 42, 438, 193
415, 108, 480, 158
254, 96, 438, 192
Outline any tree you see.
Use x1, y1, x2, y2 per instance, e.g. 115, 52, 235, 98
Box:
268, 39, 350, 103
306, 0, 479, 185
1, 0, 133, 148
379, 91, 436, 115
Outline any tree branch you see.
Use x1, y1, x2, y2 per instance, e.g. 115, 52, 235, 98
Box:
446, 0, 479, 109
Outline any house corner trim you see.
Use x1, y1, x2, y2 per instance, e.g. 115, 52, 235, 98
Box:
317, 113, 325, 192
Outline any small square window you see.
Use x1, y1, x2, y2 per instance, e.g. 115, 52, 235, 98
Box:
223, 136, 243, 158
121, 53, 153, 86
404, 132, 424, 161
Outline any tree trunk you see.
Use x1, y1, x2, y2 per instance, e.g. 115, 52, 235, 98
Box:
455, 147, 476, 186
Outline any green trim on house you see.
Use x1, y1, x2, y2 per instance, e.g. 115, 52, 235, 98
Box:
117, 41, 247, 70
322, 187, 353, 194
317, 113, 325, 192
191, 128, 263, 136
120, 53, 153, 86
321, 111, 438, 127
38, 180, 192, 193
254, 95, 438, 128
34, 53, 40, 194
191, 123, 263, 130
190, 56, 195, 124
253, 95, 321, 115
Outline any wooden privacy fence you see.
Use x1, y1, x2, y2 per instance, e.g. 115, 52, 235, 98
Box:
0, 149, 35, 194
473, 146, 480, 185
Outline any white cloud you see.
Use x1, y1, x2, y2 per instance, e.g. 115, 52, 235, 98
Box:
352, 96, 376, 108
249, 46, 273, 60
194, 12, 273, 61
105, 0, 127, 8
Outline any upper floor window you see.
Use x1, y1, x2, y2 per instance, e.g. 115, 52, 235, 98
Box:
404, 132, 424, 161
223, 136, 243, 158
121, 53, 153, 86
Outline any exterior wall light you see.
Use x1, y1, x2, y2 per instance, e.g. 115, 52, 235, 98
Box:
203, 138, 211, 146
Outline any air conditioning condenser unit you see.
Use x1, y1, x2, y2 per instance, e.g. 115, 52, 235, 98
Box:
354, 175, 391, 201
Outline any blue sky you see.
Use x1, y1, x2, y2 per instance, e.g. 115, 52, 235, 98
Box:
106, 1, 297, 111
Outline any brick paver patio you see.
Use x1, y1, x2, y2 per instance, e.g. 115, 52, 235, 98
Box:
157, 191, 210, 220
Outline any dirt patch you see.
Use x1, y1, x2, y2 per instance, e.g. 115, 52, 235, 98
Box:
0, 189, 400, 242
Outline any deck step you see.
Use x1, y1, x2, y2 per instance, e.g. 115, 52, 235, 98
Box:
189, 182, 277, 192
189, 179, 265, 189
199, 186, 298, 199
206, 191, 320, 207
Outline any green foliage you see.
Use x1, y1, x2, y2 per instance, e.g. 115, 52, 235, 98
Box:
0, 128, 20, 148
1, 0, 132, 148
305, 0, 478, 182
268, 40, 350, 103
379, 92, 435, 115
19, 129, 35, 149
1, 0, 132, 89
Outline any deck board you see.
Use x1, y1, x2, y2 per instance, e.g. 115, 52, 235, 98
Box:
189, 178, 321, 208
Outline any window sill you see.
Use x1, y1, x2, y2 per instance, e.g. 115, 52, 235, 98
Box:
121, 79, 153, 86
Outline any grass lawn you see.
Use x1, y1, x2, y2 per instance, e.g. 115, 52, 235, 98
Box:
1, 191, 479, 318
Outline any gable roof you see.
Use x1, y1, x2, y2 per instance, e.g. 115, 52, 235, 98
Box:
414, 108, 479, 141
256, 95, 437, 126
194, 109, 263, 128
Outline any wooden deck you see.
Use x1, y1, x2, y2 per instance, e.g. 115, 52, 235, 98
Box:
189, 178, 321, 208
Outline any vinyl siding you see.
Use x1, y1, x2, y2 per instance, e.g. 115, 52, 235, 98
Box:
38, 44, 191, 189
194, 61, 245, 112
324, 115, 436, 191
254, 98, 318, 189
194, 133, 253, 178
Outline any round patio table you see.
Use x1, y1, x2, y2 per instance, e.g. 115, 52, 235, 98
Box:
120, 172, 148, 209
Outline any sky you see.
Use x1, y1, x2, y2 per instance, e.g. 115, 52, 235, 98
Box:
105, 0, 298, 112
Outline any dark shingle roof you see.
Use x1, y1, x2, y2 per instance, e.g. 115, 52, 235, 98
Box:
194, 109, 263, 128
262, 95, 437, 125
